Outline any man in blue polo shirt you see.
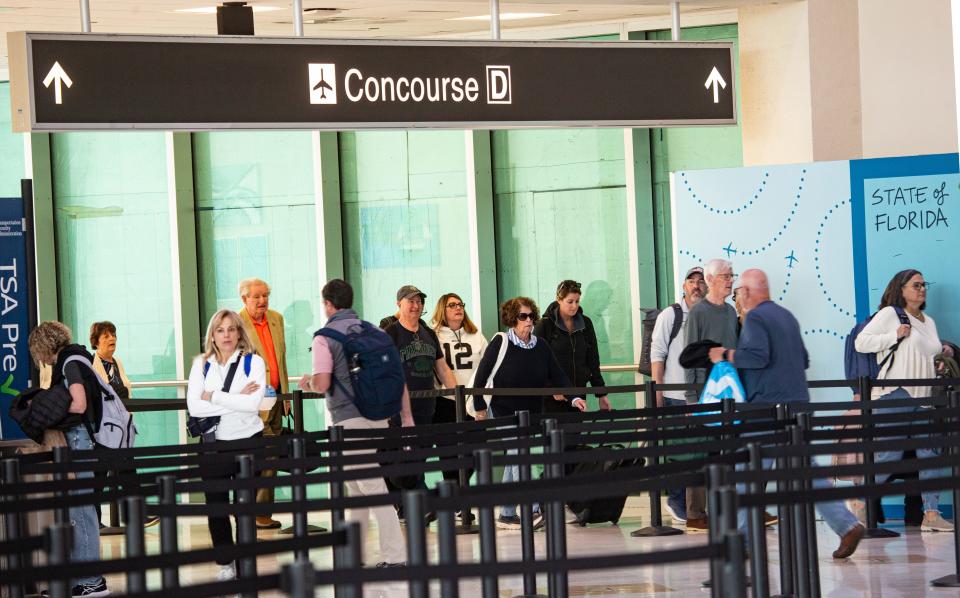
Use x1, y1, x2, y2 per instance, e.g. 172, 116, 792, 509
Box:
709, 269, 864, 559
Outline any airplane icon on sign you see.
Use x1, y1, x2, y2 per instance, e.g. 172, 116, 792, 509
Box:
312, 72, 333, 99
785, 250, 798, 268
723, 242, 737, 259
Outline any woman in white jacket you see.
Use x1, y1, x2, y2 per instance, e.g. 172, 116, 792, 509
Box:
187, 309, 272, 581
855, 269, 953, 532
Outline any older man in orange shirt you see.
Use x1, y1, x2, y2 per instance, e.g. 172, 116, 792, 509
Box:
239, 278, 290, 529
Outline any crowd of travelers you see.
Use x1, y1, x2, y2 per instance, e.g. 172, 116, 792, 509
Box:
19, 260, 956, 594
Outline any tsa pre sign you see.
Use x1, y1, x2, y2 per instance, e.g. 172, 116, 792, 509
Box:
0, 198, 28, 440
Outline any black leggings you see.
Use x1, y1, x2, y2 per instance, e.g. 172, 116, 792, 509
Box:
203, 432, 263, 565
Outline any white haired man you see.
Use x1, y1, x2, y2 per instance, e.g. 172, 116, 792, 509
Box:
238, 277, 289, 530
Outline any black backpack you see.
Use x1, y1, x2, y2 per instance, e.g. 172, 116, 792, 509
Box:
638, 304, 683, 376
8, 385, 73, 443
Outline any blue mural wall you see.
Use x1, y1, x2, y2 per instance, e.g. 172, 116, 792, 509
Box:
672, 153, 960, 402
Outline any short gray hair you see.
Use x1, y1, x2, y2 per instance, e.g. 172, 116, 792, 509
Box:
238, 278, 270, 298
704, 258, 733, 280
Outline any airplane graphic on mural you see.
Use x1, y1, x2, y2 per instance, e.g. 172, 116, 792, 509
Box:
785, 250, 799, 268
723, 242, 737, 259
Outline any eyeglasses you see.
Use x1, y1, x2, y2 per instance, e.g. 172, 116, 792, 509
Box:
904, 282, 930, 290
714, 273, 738, 281
517, 312, 538, 322
446, 302, 465, 309
557, 280, 581, 295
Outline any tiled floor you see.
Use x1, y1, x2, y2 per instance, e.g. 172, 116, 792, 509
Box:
93, 504, 960, 597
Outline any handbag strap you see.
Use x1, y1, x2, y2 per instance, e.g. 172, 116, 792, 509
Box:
486, 332, 509, 386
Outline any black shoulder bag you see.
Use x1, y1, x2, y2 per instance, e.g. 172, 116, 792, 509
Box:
186, 355, 243, 443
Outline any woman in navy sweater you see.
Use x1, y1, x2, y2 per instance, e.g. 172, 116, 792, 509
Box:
472, 297, 586, 528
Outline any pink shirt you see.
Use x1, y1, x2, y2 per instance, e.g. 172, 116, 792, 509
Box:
312, 336, 334, 375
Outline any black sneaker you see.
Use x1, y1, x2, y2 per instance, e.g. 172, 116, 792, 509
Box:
42, 578, 109, 597
531, 511, 546, 531
497, 515, 522, 530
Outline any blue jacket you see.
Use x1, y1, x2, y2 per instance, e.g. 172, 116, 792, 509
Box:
734, 301, 810, 404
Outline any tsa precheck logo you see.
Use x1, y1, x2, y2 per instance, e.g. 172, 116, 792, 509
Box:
308, 63, 337, 104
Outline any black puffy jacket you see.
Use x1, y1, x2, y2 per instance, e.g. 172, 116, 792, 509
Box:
534, 302, 606, 413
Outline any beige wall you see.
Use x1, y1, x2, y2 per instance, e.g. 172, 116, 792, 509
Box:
739, 2, 813, 165
739, 0, 957, 165
858, 0, 957, 157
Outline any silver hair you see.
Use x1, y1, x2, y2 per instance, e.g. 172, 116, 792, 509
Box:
704, 258, 733, 280
238, 278, 271, 298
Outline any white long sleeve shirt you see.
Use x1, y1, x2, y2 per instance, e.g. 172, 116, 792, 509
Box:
435, 326, 488, 396
855, 306, 941, 398
186, 349, 268, 440
650, 301, 691, 402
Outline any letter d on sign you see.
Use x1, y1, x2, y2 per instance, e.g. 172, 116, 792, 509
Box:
486, 66, 512, 104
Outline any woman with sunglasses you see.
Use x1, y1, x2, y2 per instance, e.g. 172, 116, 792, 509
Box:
471, 297, 586, 529
534, 280, 611, 413
855, 269, 954, 532
431, 293, 488, 422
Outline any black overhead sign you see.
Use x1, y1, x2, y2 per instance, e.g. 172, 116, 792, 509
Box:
7, 32, 736, 131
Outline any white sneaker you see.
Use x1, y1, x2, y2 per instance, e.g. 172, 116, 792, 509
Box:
565, 506, 580, 524
217, 563, 236, 581
921, 512, 954, 532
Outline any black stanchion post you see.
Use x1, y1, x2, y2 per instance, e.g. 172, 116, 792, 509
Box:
547, 428, 569, 598
631, 379, 683, 538
787, 425, 810, 598
123, 496, 147, 594
3, 458, 24, 598
746, 443, 770, 598
516, 410, 544, 598
454, 384, 476, 531
52, 446, 71, 525
775, 403, 796, 596
235, 454, 258, 598
932, 390, 960, 587
436, 481, 460, 598
474, 448, 499, 598
332, 520, 362, 598
542, 418, 557, 598
281, 559, 316, 598
704, 464, 727, 598
723, 532, 748, 598
294, 389, 305, 435
329, 425, 346, 526
404, 490, 430, 598
281, 436, 324, 536
46, 523, 71, 598
796, 414, 821, 597
859, 376, 899, 539
158, 475, 179, 590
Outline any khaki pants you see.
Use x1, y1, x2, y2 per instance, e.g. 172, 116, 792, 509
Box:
337, 416, 407, 564
255, 400, 286, 510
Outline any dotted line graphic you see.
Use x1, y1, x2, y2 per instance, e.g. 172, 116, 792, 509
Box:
777, 269, 793, 303
678, 248, 703, 264
681, 172, 770, 215
813, 198, 854, 318
803, 328, 845, 339
738, 170, 806, 257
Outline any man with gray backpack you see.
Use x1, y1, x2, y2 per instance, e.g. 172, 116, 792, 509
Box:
299, 279, 414, 567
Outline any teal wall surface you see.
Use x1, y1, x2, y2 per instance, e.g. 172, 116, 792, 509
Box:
0, 83, 23, 197
51, 132, 179, 446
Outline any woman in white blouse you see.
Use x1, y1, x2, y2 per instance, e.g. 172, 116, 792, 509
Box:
855, 269, 953, 532
187, 309, 272, 581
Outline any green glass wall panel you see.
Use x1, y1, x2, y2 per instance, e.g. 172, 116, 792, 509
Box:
491, 129, 635, 409
52, 132, 178, 446
340, 131, 471, 324
193, 131, 324, 432
0, 83, 24, 197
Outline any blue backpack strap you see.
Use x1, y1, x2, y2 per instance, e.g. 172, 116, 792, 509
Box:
243, 352, 252, 376
203, 361, 210, 377
315, 327, 349, 345
892, 305, 911, 325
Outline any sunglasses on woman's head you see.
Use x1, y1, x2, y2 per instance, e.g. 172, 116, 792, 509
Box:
517, 312, 538, 322
557, 280, 581, 295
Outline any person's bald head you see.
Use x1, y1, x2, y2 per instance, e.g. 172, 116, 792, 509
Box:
737, 269, 770, 309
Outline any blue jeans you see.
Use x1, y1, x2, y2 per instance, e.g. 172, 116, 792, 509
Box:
663, 398, 688, 512
63, 425, 102, 586
872, 387, 942, 513
491, 406, 538, 518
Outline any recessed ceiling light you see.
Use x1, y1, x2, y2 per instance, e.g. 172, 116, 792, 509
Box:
174, 5, 283, 14
450, 12, 557, 22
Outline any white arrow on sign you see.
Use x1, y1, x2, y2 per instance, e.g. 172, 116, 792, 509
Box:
704, 66, 726, 104
42, 62, 73, 105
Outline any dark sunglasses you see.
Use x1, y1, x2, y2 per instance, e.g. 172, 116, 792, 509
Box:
517, 312, 538, 322
446, 302, 465, 309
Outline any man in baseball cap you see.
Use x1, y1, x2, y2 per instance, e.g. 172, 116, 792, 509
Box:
396, 285, 427, 302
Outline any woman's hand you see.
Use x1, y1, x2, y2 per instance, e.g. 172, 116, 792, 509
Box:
201, 391, 213, 402
474, 409, 487, 421
552, 394, 566, 402
571, 398, 587, 412
239, 381, 260, 395
598, 396, 612, 411
896, 324, 911, 341
943, 344, 955, 358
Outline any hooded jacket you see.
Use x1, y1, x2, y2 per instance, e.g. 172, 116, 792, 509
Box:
533, 302, 606, 409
